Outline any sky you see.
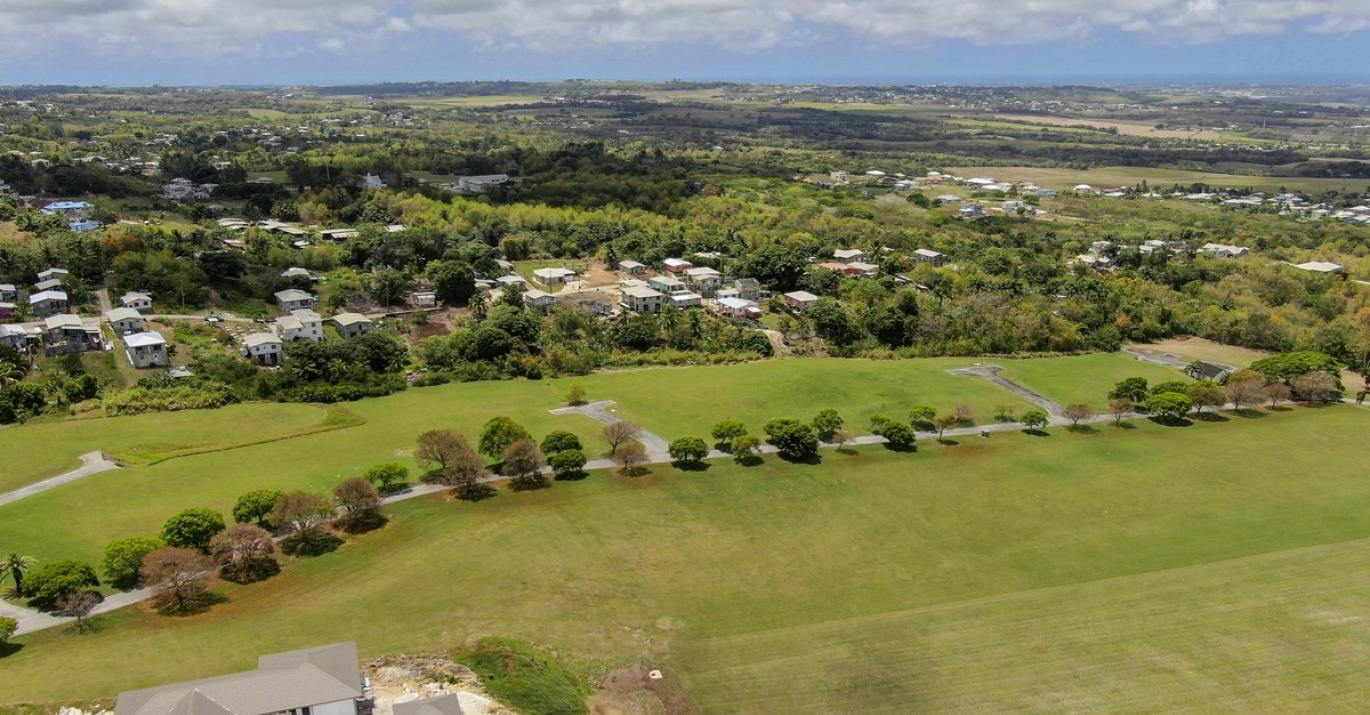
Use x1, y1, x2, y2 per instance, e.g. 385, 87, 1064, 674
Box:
1, 0, 1369, 86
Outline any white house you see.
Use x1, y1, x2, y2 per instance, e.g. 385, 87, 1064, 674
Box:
496, 275, 529, 292
913, 248, 946, 266
360, 173, 387, 190
532, 267, 578, 286
1294, 261, 1344, 274
715, 297, 762, 320
847, 261, 880, 278
670, 291, 703, 309
958, 203, 985, 219
281, 266, 314, 281
42, 314, 102, 355
457, 174, 510, 193
124, 331, 169, 368
0, 283, 16, 302
621, 285, 665, 313
274, 308, 324, 342
104, 307, 145, 335
120, 291, 153, 311
662, 257, 693, 273
412, 290, 437, 308
331, 313, 374, 339
274, 289, 315, 312
1199, 243, 1250, 259
524, 288, 557, 313
685, 266, 723, 296
833, 248, 867, 263
618, 260, 648, 276
28, 289, 68, 316
648, 274, 687, 294
242, 332, 284, 366
784, 290, 820, 312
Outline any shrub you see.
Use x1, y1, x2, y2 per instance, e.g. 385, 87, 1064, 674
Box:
457, 637, 586, 715
102, 536, 164, 590
763, 418, 820, 461
363, 463, 409, 494
908, 405, 936, 431
25, 561, 100, 611
873, 420, 917, 451
541, 430, 583, 456
548, 449, 588, 480
710, 420, 747, 450
1144, 392, 1194, 419
280, 529, 343, 557
731, 434, 762, 463
0, 616, 15, 646
668, 436, 710, 464
232, 489, 283, 526
161, 508, 226, 552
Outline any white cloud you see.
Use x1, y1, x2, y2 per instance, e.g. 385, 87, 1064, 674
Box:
0, 0, 1368, 60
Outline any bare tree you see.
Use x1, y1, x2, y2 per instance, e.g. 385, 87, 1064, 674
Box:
209, 524, 277, 584
1062, 403, 1094, 427
614, 439, 649, 475
933, 414, 958, 439
55, 591, 100, 633
952, 402, 974, 424
603, 421, 643, 455
1291, 371, 1341, 404
1224, 377, 1265, 411
502, 438, 547, 489
141, 547, 213, 615
1264, 382, 1293, 408
415, 429, 466, 474
269, 491, 334, 535
1107, 397, 1134, 425
832, 426, 852, 451
441, 440, 491, 500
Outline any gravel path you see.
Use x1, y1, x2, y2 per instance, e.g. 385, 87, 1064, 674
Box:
549, 401, 673, 461
0, 452, 120, 508
948, 365, 1065, 417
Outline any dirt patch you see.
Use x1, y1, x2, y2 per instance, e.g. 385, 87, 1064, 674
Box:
588, 666, 700, 715
407, 309, 462, 345
364, 654, 513, 715
583, 262, 619, 289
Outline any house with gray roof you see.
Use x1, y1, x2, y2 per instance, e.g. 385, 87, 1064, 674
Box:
274, 288, 315, 312
393, 694, 465, 715
124, 331, 169, 368
331, 312, 374, 339
115, 642, 367, 715
104, 307, 146, 335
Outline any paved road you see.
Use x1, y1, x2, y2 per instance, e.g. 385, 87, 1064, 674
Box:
0, 452, 120, 508
549, 401, 673, 461
949, 365, 1066, 417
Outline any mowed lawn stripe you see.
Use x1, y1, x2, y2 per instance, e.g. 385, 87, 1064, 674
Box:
2, 406, 1368, 708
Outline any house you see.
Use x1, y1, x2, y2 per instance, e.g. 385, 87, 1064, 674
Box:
521, 288, 555, 313
1074, 184, 1094, 193
936, 195, 962, 205
1186, 360, 1234, 384
274, 289, 315, 312
833, 248, 867, 263
43, 314, 102, 355
670, 291, 703, 309
1294, 261, 1344, 275
685, 266, 723, 295
114, 642, 367, 715
913, 248, 946, 266
618, 260, 648, 276
104, 307, 145, 335
0, 323, 41, 351
495, 275, 529, 292
648, 275, 686, 294
331, 313, 374, 339
360, 173, 387, 190
0, 302, 13, 319
393, 693, 465, 715
621, 285, 665, 313
33, 278, 63, 292
40, 201, 92, 219
1199, 243, 1250, 259
412, 290, 437, 308
958, 203, 985, 219
0, 283, 16, 302
37, 267, 70, 283
121, 291, 153, 311
732, 278, 762, 301
662, 258, 694, 273
457, 174, 510, 193
242, 332, 284, 366
715, 297, 762, 320
274, 309, 324, 342
28, 290, 68, 317
532, 267, 578, 286
69, 220, 100, 233
784, 290, 820, 312
124, 331, 169, 368
320, 228, 360, 241
281, 266, 314, 281
846, 261, 880, 278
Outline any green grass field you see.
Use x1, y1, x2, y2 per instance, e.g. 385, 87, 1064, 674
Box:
0, 354, 1173, 566
3, 405, 1369, 711
998, 353, 1183, 410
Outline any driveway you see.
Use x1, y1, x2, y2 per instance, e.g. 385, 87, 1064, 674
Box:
948, 365, 1065, 417
0, 452, 120, 508
548, 400, 672, 461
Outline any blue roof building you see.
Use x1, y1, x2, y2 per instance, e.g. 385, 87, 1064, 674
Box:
41, 200, 94, 215
69, 220, 101, 232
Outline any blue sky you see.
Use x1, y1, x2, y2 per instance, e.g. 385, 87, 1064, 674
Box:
1, 1, 1368, 86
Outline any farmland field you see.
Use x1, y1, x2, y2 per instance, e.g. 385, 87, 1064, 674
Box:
2, 404, 1368, 711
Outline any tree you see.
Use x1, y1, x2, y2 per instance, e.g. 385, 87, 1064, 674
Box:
812, 409, 844, 442
1224, 376, 1266, 411
952, 402, 974, 424
479, 417, 530, 460
232, 489, 282, 526
140, 547, 213, 615
602, 420, 643, 456
439, 438, 491, 500
270, 491, 334, 534
368, 268, 413, 307
668, 436, 709, 465
0, 616, 16, 648
908, 405, 937, 431
614, 439, 650, 475
1291, 371, 1341, 403
1, 552, 36, 596
428, 259, 476, 305
1108, 397, 1134, 424
55, 591, 101, 633
333, 478, 386, 533
731, 434, 762, 463
1021, 409, 1050, 432
1187, 383, 1227, 413
24, 560, 99, 611
565, 383, 588, 405
209, 524, 278, 584
831, 426, 853, 451
1265, 382, 1293, 407
541, 430, 583, 456
549, 449, 588, 480
503, 438, 547, 489
1109, 377, 1150, 403
102, 536, 164, 590
933, 413, 959, 439
1250, 351, 1343, 385
1144, 392, 1194, 420
711, 420, 748, 450
764, 418, 820, 461
415, 429, 466, 473
161, 508, 226, 552
993, 404, 1018, 422
363, 462, 409, 494
873, 420, 917, 451
1062, 403, 1094, 427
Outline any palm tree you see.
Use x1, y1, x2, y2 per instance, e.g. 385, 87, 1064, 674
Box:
2, 553, 36, 596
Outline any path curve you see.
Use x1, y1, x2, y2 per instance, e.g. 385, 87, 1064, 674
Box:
549, 401, 672, 461
0, 452, 120, 508
948, 365, 1065, 417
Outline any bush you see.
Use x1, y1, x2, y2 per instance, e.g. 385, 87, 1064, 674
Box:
873, 420, 917, 451
102, 536, 164, 590
668, 436, 709, 464
763, 418, 820, 461
541, 430, 583, 456
731, 434, 762, 463
161, 508, 226, 552
1144, 391, 1194, 420
908, 405, 936, 431
548, 449, 588, 480
0, 616, 15, 647
280, 528, 343, 557
102, 382, 239, 416
232, 489, 283, 526
457, 637, 587, 715
710, 420, 747, 450
25, 561, 100, 611
363, 463, 409, 494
